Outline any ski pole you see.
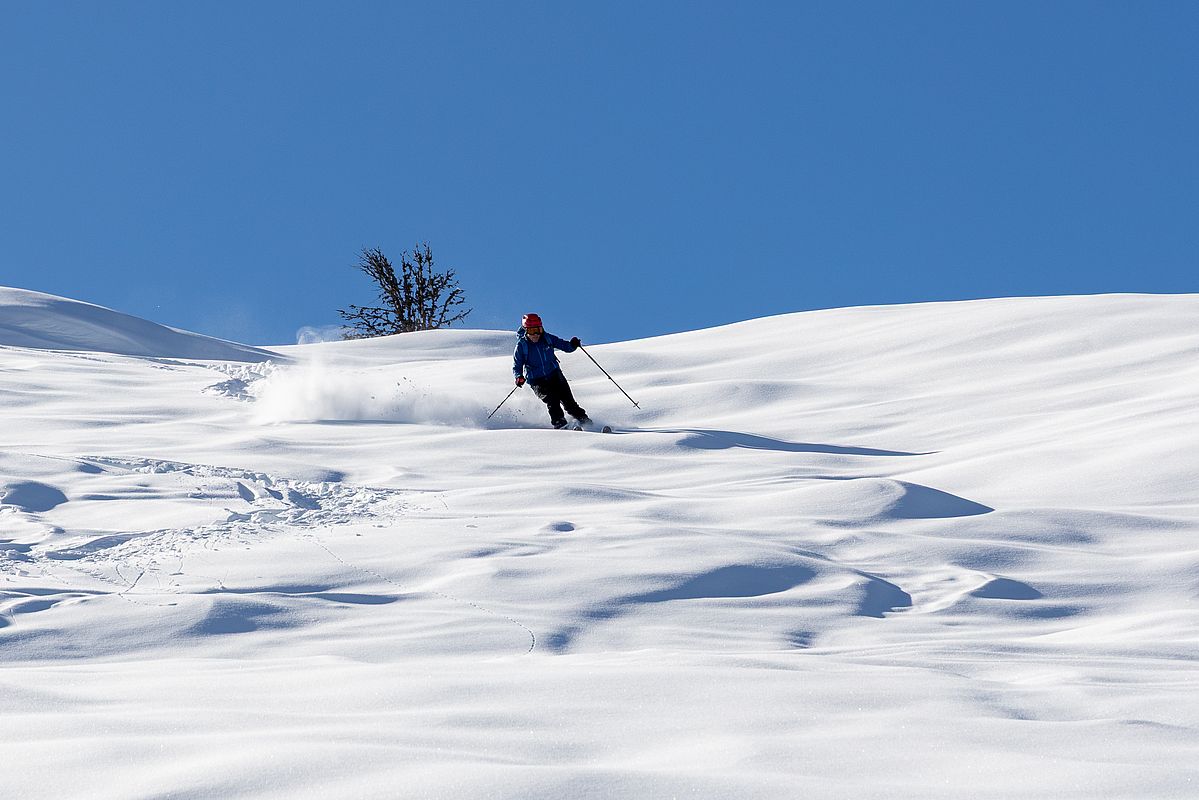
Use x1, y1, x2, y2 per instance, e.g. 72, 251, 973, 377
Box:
578, 344, 640, 409
487, 384, 520, 420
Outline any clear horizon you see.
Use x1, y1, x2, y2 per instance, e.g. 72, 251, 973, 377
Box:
3, 2, 1196, 346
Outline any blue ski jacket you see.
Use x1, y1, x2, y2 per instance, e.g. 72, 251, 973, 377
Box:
513, 328, 577, 382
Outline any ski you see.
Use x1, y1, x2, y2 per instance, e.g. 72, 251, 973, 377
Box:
570, 423, 613, 433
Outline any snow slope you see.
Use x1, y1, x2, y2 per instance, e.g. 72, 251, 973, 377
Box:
2, 289, 1198, 799
0, 286, 279, 361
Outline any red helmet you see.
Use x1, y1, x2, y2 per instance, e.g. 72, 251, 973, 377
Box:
522, 313, 543, 329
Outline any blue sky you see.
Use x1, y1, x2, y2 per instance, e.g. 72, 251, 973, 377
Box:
2, 2, 1196, 346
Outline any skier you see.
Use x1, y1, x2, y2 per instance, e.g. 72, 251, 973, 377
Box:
513, 313, 591, 429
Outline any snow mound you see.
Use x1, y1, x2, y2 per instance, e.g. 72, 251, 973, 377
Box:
0, 286, 278, 361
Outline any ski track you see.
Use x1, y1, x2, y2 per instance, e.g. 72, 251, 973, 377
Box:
1, 454, 539, 656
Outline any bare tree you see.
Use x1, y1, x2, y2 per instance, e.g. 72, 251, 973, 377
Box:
338, 244, 472, 338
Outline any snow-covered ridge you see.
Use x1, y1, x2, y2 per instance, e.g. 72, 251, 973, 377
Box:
0, 286, 279, 361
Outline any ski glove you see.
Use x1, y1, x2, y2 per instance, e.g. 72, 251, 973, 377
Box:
570, 337, 581, 348
515, 376, 526, 387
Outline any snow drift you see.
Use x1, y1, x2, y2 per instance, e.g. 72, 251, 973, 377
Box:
0, 286, 279, 361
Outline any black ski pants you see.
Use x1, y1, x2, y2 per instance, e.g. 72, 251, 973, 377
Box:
529, 369, 586, 427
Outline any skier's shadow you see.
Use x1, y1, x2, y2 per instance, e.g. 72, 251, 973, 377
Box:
669, 428, 930, 457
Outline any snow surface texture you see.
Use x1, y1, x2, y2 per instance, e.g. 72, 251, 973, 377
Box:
2, 288, 1197, 799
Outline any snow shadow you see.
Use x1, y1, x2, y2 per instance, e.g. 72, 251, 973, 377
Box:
200, 586, 401, 605
545, 563, 818, 652
798, 477, 994, 521
889, 481, 994, 519
2, 481, 69, 512
1, 588, 108, 629
189, 597, 296, 635
961, 578, 1080, 618
0, 539, 34, 562
625, 564, 818, 603
545, 563, 918, 652
970, 577, 1044, 601
674, 429, 927, 457
188, 590, 401, 636
855, 575, 914, 617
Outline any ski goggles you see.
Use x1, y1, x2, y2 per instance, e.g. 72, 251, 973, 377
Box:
526, 326, 543, 335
